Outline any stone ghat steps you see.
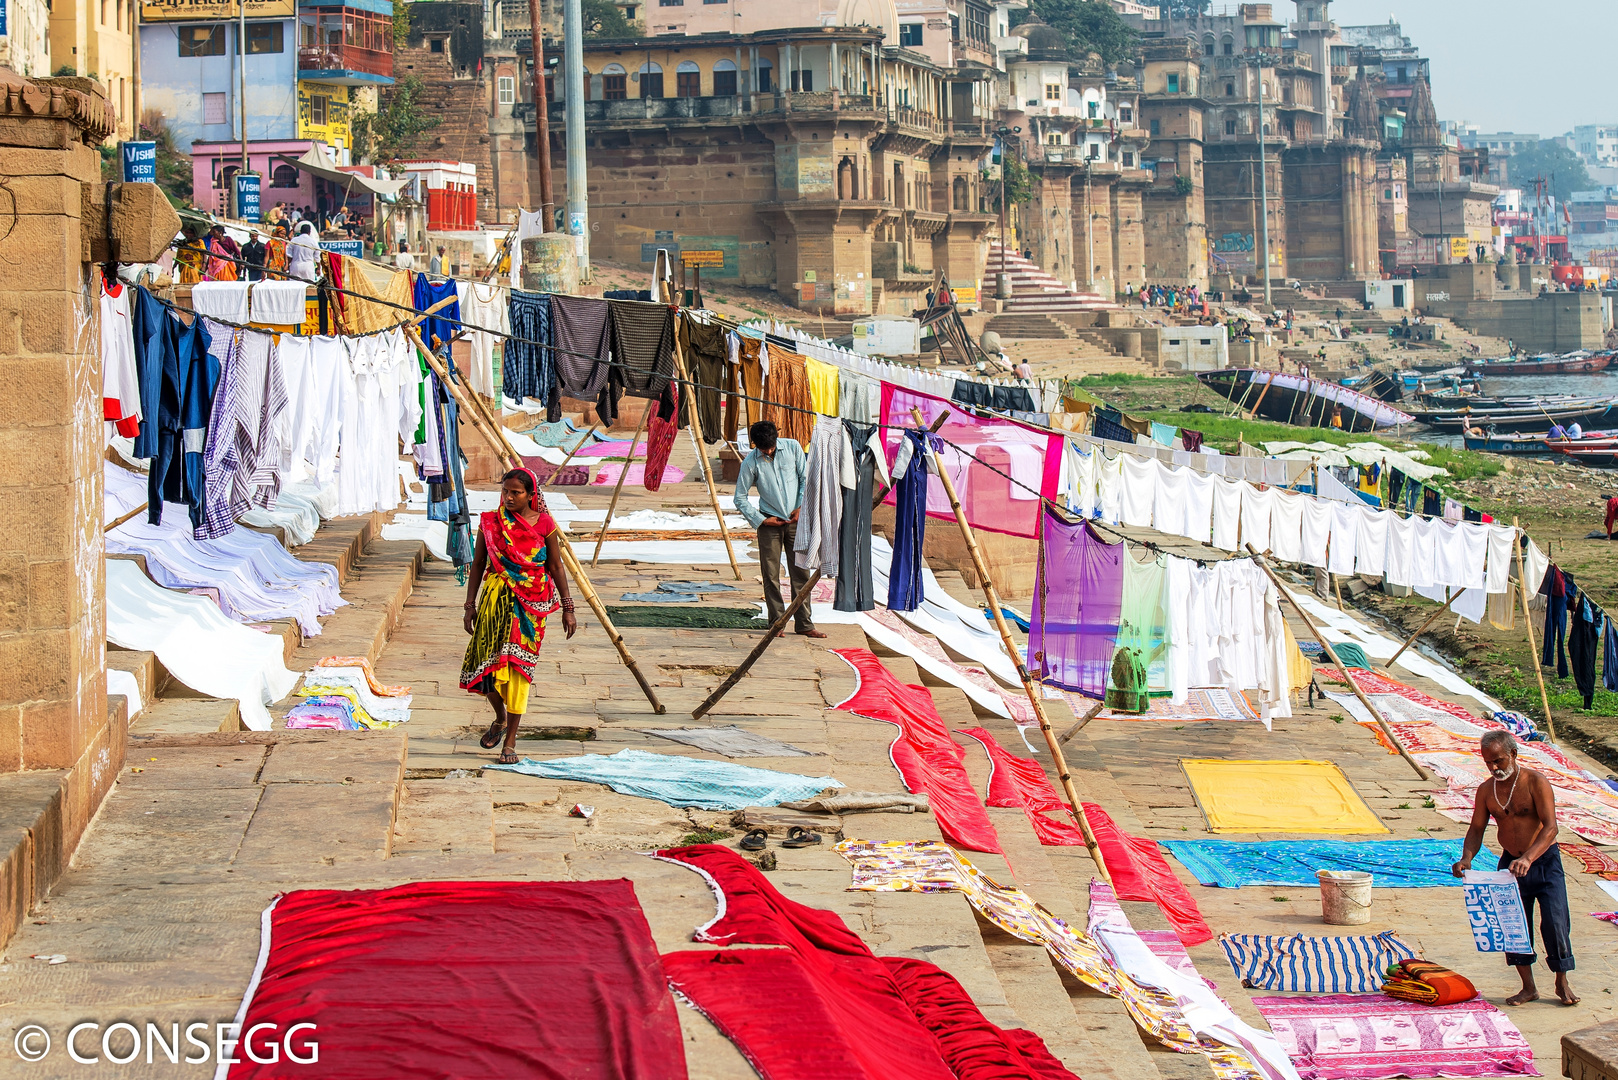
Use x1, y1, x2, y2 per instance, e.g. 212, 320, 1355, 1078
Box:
125, 518, 427, 739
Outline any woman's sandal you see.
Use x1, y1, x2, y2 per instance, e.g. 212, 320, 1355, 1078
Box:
739, 828, 769, 851
782, 826, 822, 848
480, 719, 506, 750
497, 747, 520, 765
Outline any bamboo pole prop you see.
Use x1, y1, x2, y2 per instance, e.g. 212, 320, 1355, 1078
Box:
690, 569, 823, 721
591, 403, 651, 567
1245, 543, 1430, 781
908, 408, 1112, 885
1385, 587, 1466, 668
668, 316, 742, 581
105, 502, 149, 532
404, 324, 666, 714
1512, 517, 1557, 743
1057, 699, 1107, 745
1244, 370, 1276, 420
553, 423, 599, 472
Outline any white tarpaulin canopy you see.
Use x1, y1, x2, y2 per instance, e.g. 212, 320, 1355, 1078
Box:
278, 147, 411, 198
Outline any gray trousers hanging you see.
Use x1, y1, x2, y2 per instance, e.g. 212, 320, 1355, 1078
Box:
835, 420, 878, 612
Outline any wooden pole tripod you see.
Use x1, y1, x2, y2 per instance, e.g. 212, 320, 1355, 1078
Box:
404, 324, 666, 714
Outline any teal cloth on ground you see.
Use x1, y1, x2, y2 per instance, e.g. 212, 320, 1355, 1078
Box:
1328, 642, 1372, 669
489, 748, 841, 810
658, 581, 737, 594
1160, 837, 1487, 888
521, 419, 601, 447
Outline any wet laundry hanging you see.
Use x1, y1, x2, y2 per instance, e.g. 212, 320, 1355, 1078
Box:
1570, 591, 1601, 709
677, 313, 727, 442
549, 294, 616, 424
412, 275, 460, 354
1541, 566, 1570, 678
608, 299, 675, 401
505, 290, 554, 412
888, 429, 940, 612
835, 420, 886, 613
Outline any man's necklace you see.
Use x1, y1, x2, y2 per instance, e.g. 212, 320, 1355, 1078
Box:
1490, 770, 1520, 815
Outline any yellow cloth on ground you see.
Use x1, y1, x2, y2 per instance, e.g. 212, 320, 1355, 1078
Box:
1181, 759, 1388, 833
805, 357, 840, 416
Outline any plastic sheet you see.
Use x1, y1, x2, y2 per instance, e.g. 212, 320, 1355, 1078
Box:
880, 383, 1060, 538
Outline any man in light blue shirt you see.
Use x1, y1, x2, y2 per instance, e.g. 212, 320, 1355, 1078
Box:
734, 420, 823, 637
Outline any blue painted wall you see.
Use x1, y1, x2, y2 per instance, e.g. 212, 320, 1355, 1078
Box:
141, 20, 298, 148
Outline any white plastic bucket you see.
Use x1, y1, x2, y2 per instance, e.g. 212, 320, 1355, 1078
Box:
1317, 870, 1373, 925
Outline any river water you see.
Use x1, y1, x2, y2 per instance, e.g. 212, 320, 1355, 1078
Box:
1412, 373, 1618, 449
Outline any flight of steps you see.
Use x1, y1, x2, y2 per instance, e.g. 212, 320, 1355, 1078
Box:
986, 243, 1117, 313
122, 514, 426, 738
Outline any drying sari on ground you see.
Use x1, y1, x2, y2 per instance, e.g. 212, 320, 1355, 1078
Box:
459, 496, 560, 715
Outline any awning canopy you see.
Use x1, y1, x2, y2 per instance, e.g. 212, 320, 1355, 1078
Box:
277, 147, 412, 198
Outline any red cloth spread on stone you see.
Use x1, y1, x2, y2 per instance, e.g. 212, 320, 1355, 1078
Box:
657, 844, 1072, 1080
883, 956, 1079, 1080
958, 726, 1085, 846
224, 880, 687, 1079
830, 648, 1001, 853
1081, 802, 1213, 947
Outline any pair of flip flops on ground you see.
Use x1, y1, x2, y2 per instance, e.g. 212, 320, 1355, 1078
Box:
741, 826, 821, 850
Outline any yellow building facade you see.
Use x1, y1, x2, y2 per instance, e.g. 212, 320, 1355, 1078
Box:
296, 79, 354, 157
50, 0, 138, 136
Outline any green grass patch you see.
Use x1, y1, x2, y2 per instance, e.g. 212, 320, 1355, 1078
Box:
679, 827, 734, 846
1484, 668, 1618, 720
1073, 372, 1171, 387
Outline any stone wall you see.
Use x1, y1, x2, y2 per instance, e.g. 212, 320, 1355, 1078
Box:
0, 68, 126, 942
393, 2, 494, 223
1282, 144, 1378, 281
1425, 292, 1603, 353
1204, 143, 1286, 281
554, 130, 780, 287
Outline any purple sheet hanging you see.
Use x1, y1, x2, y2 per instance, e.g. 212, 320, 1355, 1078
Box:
1031, 511, 1124, 697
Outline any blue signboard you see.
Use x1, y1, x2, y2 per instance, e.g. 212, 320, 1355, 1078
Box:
235, 173, 262, 223
320, 239, 364, 259
121, 141, 157, 184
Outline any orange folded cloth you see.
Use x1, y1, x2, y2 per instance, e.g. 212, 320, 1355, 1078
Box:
1382, 959, 1477, 1007
314, 656, 411, 697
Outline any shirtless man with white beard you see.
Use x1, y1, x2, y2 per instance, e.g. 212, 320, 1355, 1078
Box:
1451, 730, 1579, 1006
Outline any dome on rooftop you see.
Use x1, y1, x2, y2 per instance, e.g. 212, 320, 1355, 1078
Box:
1013, 16, 1069, 63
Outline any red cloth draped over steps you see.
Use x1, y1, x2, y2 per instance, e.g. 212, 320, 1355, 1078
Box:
656, 844, 1075, 1080
223, 880, 687, 1080
829, 648, 1002, 853
1082, 802, 1213, 946
958, 726, 1211, 946
958, 726, 1086, 846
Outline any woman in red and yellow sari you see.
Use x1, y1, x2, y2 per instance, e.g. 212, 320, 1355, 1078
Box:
461, 468, 577, 763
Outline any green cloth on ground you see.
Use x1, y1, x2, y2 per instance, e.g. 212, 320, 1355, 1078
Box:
605, 606, 768, 628
1328, 642, 1371, 670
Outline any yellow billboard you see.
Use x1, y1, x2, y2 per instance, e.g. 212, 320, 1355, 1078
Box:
141, 0, 294, 22
1449, 237, 1470, 260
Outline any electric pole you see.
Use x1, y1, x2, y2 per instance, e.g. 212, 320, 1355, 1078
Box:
529, 0, 553, 231
564, 0, 588, 276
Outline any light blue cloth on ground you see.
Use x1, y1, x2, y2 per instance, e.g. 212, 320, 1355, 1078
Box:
658, 581, 737, 594
1160, 838, 1485, 889
620, 581, 742, 602
488, 748, 840, 810
620, 591, 695, 603
522, 419, 602, 447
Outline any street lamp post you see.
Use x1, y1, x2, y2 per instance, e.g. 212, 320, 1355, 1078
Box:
1256, 63, 1272, 307
995, 124, 1020, 298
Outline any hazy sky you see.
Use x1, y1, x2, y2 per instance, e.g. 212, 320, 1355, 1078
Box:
1323, 0, 1607, 137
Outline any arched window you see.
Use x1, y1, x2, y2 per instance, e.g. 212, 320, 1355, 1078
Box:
1221, 35, 1234, 55
638, 61, 663, 98
676, 59, 700, 97
953, 175, 968, 211
1203, 35, 1215, 56
755, 56, 773, 93
601, 62, 626, 100
713, 57, 738, 96
271, 164, 300, 188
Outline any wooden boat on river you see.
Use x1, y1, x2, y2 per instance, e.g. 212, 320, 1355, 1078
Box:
1196, 369, 1415, 430
1467, 352, 1614, 376
1413, 397, 1618, 433
1462, 429, 1618, 454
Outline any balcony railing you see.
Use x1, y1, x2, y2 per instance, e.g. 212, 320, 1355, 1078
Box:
298, 44, 392, 80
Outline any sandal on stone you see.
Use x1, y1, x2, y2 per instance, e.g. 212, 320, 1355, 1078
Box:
740, 828, 769, 851
480, 720, 506, 750
497, 747, 520, 765
782, 826, 822, 848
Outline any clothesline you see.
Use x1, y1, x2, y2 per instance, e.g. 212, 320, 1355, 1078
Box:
141, 241, 1548, 592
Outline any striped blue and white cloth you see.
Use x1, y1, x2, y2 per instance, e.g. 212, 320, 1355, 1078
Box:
1219, 931, 1416, 993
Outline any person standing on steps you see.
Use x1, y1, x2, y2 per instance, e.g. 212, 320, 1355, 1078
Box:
733, 420, 825, 639
1452, 730, 1578, 1007
461, 468, 578, 764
